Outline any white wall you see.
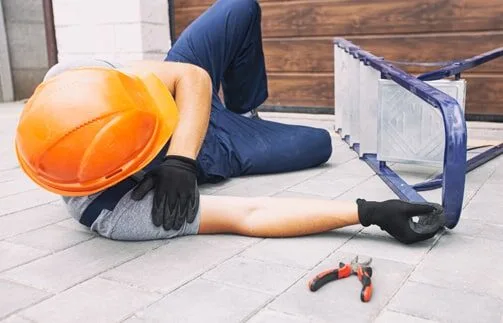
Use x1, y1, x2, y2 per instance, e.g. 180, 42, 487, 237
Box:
2, 0, 48, 100
52, 0, 171, 64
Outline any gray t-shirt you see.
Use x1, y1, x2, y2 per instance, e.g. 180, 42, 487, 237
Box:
49, 59, 201, 240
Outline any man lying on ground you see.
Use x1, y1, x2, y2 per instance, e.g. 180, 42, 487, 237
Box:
14, 0, 444, 244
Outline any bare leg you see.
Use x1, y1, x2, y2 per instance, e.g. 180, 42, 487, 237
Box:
198, 196, 359, 237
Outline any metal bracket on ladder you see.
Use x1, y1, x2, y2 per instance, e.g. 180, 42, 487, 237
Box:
334, 38, 503, 229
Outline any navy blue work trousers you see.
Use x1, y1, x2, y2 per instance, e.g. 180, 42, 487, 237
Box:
166, 0, 332, 183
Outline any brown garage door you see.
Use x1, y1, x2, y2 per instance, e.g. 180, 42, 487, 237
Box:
174, 0, 503, 119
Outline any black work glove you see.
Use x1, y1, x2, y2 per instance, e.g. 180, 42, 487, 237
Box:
357, 199, 445, 245
131, 155, 199, 231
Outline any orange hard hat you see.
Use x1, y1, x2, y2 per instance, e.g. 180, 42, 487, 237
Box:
15, 67, 179, 196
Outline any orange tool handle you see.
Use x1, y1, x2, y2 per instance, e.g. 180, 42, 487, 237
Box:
357, 266, 373, 302
308, 262, 352, 292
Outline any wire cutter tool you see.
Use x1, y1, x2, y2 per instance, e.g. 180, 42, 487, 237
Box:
308, 256, 373, 302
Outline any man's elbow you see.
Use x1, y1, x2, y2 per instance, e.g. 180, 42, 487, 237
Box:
185, 64, 212, 94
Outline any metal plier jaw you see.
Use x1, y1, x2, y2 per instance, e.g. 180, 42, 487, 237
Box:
308, 256, 374, 302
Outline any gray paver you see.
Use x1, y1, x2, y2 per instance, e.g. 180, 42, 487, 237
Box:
389, 163, 439, 184
327, 143, 358, 164
138, 278, 270, 323
0, 189, 59, 216
315, 158, 375, 179
203, 256, 305, 295
0, 315, 33, 323
6, 224, 94, 252
214, 167, 329, 197
0, 169, 26, 183
0, 241, 49, 272
121, 316, 145, 323
339, 232, 438, 265
269, 252, 413, 323
451, 218, 503, 242
240, 232, 353, 269
467, 183, 503, 204
374, 310, 438, 323
388, 281, 503, 323
409, 234, 503, 300
288, 176, 370, 198
248, 309, 316, 323
0, 279, 49, 320
0, 203, 69, 240
462, 199, 503, 224
335, 176, 396, 201
55, 218, 95, 233
20, 278, 160, 323
102, 235, 253, 293
0, 179, 38, 198
487, 162, 503, 183
1, 238, 161, 293
273, 190, 333, 199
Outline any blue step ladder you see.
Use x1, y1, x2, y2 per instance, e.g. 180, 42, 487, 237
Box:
333, 38, 503, 229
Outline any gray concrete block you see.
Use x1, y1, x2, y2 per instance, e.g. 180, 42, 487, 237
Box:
388, 281, 503, 323
0, 169, 28, 183
0, 188, 60, 216
451, 219, 503, 241
339, 231, 439, 265
288, 176, 370, 198
203, 256, 305, 295
5, 22, 48, 69
335, 176, 396, 202
1, 238, 161, 292
486, 159, 503, 183
389, 163, 439, 184
192, 234, 260, 251
248, 309, 316, 323
0, 203, 69, 240
55, 218, 94, 234
315, 158, 375, 179
141, 23, 170, 52
273, 190, 333, 199
215, 166, 329, 197
0, 241, 48, 272
139, 278, 270, 323
467, 183, 503, 204
121, 316, 146, 323
409, 234, 503, 300
327, 143, 358, 164
0, 315, 34, 323
102, 235, 251, 293
21, 277, 160, 323
2, 0, 44, 23
374, 310, 438, 323
0, 179, 40, 198
0, 279, 49, 319
0, 155, 19, 172
240, 232, 354, 269
11, 68, 47, 100
269, 252, 413, 323
139, 0, 169, 24
7, 224, 94, 252
462, 199, 503, 224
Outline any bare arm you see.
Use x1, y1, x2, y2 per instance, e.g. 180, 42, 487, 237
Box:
122, 61, 212, 159
198, 196, 360, 237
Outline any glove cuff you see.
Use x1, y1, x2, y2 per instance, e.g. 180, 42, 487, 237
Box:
165, 155, 197, 169
356, 198, 373, 227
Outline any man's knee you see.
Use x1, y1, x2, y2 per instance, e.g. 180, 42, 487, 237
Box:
225, 0, 260, 20
312, 128, 333, 164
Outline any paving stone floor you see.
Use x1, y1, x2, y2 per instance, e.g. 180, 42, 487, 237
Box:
1, 101, 502, 323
